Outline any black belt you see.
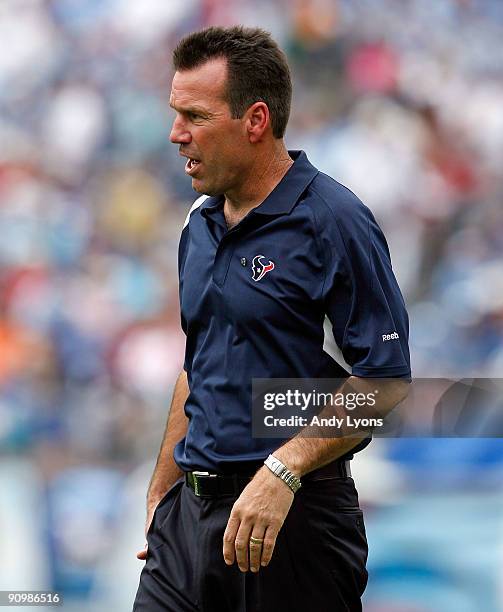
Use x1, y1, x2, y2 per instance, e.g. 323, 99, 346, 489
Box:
185, 459, 351, 498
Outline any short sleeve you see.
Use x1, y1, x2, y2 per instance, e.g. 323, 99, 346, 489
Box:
320, 194, 411, 378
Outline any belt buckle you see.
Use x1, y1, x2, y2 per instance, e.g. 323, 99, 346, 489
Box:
192, 471, 217, 497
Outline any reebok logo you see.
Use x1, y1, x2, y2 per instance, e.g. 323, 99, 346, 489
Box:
382, 332, 399, 342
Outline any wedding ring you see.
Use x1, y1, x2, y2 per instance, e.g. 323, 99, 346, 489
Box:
249, 536, 264, 546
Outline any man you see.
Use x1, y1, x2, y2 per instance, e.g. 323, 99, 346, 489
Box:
133, 26, 411, 612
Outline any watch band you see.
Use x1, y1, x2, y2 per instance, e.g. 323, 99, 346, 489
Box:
264, 454, 302, 493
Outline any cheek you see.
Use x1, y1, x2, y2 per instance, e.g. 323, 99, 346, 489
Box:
220, 125, 248, 155
210, 145, 241, 173
223, 141, 249, 170
200, 127, 248, 176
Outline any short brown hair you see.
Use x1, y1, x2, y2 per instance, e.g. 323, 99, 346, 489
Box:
173, 26, 292, 139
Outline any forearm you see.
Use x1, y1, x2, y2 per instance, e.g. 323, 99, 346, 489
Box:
273, 376, 409, 477
146, 369, 189, 511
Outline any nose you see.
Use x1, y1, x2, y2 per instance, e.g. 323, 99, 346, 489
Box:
170, 114, 191, 145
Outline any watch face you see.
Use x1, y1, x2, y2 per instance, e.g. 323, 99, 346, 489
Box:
267, 456, 283, 474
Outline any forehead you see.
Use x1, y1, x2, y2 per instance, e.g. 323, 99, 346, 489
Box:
170, 58, 228, 110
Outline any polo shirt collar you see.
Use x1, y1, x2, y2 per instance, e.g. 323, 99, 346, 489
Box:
200, 150, 318, 219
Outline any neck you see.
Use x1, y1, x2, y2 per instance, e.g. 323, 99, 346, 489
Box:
224, 141, 293, 217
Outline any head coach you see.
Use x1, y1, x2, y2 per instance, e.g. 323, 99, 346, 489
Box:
133, 25, 411, 612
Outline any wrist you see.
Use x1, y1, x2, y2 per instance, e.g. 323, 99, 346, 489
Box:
270, 449, 303, 478
264, 454, 302, 494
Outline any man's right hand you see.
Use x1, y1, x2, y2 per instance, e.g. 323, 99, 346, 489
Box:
136, 505, 156, 560
135, 369, 189, 561
136, 542, 148, 561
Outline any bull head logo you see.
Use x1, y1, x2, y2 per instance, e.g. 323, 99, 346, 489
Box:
251, 254, 275, 282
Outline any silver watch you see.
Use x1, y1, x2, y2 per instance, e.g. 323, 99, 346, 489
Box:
264, 454, 302, 493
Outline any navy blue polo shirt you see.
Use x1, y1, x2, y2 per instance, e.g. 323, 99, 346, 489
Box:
174, 150, 410, 473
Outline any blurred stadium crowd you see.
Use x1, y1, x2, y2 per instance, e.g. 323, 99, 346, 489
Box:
0, 0, 502, 610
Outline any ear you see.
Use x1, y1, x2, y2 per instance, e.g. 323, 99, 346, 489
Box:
245, 102, 270, 143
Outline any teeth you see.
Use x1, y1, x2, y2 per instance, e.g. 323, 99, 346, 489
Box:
185, 157, 200, 173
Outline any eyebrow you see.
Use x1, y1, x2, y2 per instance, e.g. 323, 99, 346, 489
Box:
169, 102, 208, 115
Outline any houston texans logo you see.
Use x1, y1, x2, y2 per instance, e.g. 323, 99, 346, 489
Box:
252, 254, 275, 282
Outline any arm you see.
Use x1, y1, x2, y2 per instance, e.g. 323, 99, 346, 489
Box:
222, 376, 409, 573
137, 369, 189, 560
273, 376, 409, 476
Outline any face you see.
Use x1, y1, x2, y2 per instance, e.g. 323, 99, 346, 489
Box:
169, 58, 249, 196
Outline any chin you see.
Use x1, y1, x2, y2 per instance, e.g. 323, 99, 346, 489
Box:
191, 179, 206, 194
193, 180, 221, 197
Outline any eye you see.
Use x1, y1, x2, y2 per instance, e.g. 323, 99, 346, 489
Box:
188, 111, 201, 121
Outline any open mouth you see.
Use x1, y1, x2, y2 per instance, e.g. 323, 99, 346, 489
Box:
185, 158, 201, 175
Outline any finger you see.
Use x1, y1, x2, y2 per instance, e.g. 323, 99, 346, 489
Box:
248, 530, 266, 573
260, 525, 279, 567
234, 521, 253, 572
223, 514, 241, 565
136, 542, 148, 560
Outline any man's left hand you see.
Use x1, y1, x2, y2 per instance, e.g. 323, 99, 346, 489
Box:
223, 466, 294, 573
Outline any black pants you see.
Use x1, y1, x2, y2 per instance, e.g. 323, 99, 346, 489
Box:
133, 474, 368, 612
